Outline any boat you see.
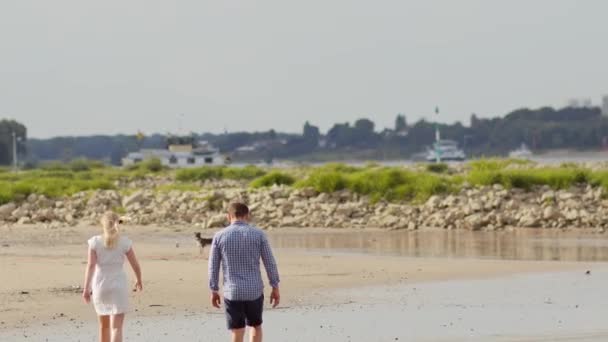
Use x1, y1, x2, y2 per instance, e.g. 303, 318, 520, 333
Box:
122, 135, 231, 168
509, 143, 533, 159
425, 139, 466, 162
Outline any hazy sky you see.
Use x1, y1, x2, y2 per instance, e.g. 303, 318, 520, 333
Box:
1, 0, 607, 138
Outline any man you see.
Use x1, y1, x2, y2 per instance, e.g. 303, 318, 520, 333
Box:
208, 202, 281, 342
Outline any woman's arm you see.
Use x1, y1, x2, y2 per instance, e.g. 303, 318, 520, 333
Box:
82, 247, 97, 303
126, 248, 143, 291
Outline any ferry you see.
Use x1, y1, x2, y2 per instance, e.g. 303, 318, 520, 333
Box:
425, 140, 466, 162
122, 136, 231, 168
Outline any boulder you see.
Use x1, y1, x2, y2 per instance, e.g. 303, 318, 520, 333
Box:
0, 203, 16, 219
542, 206, 559, 220
464, 214, 485, 231
206, 214, 227, 229
518, 213, 540, 228
122, 191, 144, 208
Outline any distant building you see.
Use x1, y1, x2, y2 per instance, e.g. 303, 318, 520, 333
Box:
603, 95, 608, 117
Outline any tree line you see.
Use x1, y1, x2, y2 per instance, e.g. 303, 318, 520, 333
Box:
4, 105, 608, 165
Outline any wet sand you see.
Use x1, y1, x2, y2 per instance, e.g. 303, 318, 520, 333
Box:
2, 269, 607, 341
0, 225, 606, 341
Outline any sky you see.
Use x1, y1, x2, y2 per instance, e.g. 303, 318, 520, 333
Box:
1, 0, 607, 138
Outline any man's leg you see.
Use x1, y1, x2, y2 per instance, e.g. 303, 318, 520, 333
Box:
231, 328, 245, 342
249, 325, 262, 342
244, 296, 264, 342
225, 298, 246, 342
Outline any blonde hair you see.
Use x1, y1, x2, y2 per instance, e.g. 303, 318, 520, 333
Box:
101, 211, 120, 249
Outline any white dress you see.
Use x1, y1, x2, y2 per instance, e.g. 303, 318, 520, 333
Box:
87, 235, 132, 315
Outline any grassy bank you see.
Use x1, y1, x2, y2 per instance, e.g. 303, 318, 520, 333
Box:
2, 159, 608, 205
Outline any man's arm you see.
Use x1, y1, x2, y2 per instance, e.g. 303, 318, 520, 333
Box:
208, 235, 221, 292
260, 233, 280, 288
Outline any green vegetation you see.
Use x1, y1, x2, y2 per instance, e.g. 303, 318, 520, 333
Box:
40, 159, 107, 172
426, 163, 449, 173
5, 159, 608, 205
125, 158, 165, 173
296, 166, 457, 202
175, 165, 266, 182
468, 158, 533, 172
0, 177, 114, 204
250, 171, 296, 188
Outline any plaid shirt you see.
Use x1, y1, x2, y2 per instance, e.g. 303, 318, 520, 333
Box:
208, 221, 280, 301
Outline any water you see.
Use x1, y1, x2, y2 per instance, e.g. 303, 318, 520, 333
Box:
269, 229, 608, 262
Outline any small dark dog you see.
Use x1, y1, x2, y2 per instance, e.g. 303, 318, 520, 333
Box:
194, 232, 213, 255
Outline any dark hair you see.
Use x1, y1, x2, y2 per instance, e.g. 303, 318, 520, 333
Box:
228, 202, 249, 218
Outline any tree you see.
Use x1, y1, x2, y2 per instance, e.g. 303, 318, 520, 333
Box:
395, 114, 407, 132
354, 118, 375, 133
0, 119, 27, 166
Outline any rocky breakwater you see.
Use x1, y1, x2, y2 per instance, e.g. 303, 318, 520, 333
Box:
1, 182, 607, 231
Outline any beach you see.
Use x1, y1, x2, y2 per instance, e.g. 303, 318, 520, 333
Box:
1, 225, 606, 341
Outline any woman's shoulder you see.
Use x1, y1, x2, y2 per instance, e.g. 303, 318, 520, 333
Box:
120, 236, 133, 250
87, 235, 101, 249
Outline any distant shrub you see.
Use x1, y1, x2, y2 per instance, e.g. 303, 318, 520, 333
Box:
426, 163, 449, 173
0, 178, 115, 205
140, 158, 164, 173
176, 165, 266, 182
296, 170, 349, 193
250, 172, 295, 188
222, 165, 266, 180
467, 167, 590, 190
296, 167, 456, 202
40, 159, 106, 172
469, 158, 532, 172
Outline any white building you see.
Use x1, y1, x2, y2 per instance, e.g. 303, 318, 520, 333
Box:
603, 95, 608, 117
122, 139, 230, 168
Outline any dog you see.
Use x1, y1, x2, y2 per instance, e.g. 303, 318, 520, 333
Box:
194, 232, 213, 255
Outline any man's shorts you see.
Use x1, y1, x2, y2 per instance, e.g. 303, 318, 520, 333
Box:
224, 295, 264, 330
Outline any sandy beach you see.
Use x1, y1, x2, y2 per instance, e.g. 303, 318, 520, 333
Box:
1, 225, 606, 341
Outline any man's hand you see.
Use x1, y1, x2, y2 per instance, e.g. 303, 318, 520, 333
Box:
270, 287, 280, 308
211, 291, 221, 308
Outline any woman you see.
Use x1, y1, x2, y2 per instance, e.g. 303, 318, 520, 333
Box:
82, 211, 143, 342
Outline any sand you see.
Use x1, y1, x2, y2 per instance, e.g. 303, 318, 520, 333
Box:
0, 224, 603, 341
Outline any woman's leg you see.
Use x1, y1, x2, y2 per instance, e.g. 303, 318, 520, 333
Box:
98, 315, 110, 342
110, 313, 125, 342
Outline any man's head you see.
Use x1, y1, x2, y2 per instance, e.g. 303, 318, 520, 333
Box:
227, 202, 250, 223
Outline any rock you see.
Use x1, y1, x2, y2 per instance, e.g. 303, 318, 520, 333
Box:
469, 200, 483, 212
380, 215, 400, 228
206, 214, 227, 229
564, 209, 579, 221
300, 187, 318, 198
542, 206, 559, 220
17, 216, 32, 225
122, 191, 144, 208
407, 221, 417, 230
425, 196, 441, 209
464, 214, 485, 231
0, 203, 16, 219
541, 191, 556, 203
518, 213, 540, 228
558, 192, 575, 201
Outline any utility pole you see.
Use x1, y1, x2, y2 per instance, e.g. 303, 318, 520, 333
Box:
12, 131, 18, 171
434, 106, 441, 163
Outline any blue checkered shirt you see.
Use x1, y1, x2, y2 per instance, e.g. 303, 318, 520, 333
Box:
208, 221, 280, 301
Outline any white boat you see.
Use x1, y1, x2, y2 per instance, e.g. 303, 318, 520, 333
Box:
122, 136, 231, 168
509, 143, 533, 159
425, 140, 466, 162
